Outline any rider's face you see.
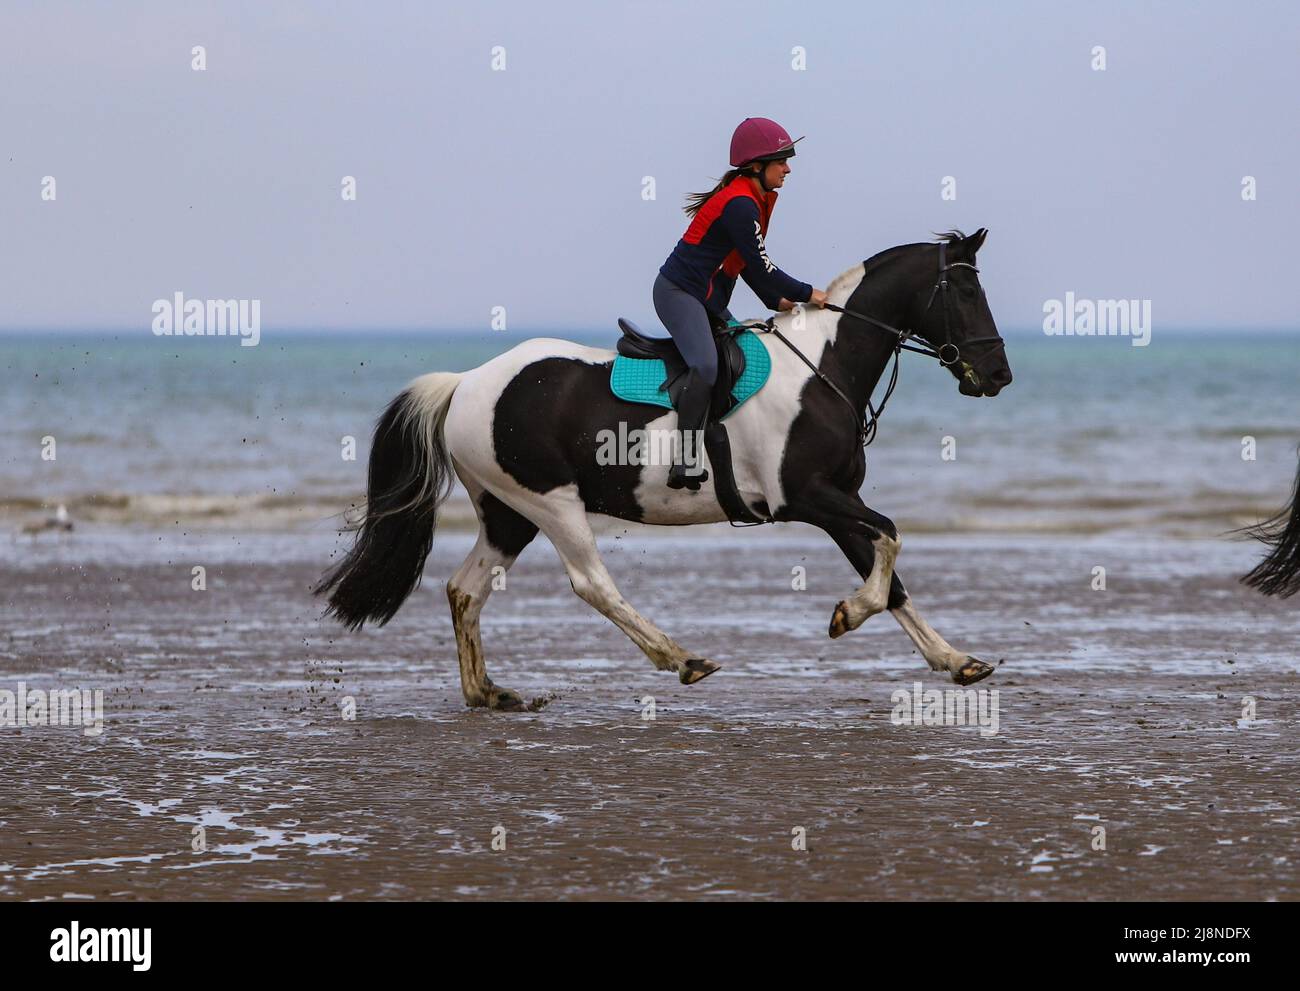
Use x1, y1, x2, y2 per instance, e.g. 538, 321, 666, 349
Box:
763, 159, 791, 188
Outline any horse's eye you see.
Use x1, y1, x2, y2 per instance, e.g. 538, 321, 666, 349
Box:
960, 286, 976, 300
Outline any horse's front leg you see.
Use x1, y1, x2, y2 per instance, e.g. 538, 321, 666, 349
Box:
825, 525, 900, 637
888, 572, 995, 686
783, 479, 995, 685
779, 479, 900, 636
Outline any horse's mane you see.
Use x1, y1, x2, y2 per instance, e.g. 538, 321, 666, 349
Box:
826, 231, 968, 296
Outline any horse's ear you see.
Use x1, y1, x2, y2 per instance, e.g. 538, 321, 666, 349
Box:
966, 228, 988, 256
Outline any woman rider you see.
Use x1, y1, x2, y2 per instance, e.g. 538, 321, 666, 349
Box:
655, 117, 829, 490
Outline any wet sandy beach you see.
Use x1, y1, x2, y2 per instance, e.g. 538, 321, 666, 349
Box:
1, 525, 1297, 900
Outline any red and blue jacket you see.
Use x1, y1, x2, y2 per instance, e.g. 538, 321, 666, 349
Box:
659, 174, 814, 323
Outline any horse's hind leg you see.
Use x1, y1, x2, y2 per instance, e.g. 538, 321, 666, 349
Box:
887, 573, 994, 686
447, 489, 539, 710
506, 483, 719, 685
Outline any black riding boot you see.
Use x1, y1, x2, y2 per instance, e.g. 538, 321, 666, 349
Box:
667, 368, 712, 491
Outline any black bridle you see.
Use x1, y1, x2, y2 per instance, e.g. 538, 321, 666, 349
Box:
757, 242, 1006, 447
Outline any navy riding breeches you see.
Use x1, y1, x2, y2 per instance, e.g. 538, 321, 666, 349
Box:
652, 273, 718, 387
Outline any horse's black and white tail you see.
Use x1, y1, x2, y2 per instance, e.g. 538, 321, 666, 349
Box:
1241, 451, 1300, 597
315, 372, 464, 628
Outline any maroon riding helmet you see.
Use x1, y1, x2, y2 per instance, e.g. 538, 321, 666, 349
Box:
729, 117, 805, 170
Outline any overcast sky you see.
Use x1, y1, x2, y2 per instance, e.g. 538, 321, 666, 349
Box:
2, 0, 1296, 332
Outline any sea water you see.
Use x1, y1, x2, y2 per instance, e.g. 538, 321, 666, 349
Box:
1, 328, 1296, 537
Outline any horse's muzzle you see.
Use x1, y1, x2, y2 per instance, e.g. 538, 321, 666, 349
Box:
958, 364, 1012, 397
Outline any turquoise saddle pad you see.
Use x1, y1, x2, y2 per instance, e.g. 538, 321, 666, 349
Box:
608, 328, 772, 419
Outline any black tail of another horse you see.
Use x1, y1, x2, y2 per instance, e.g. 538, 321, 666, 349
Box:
1240, 451, 1300, 597
315, 372, 463, 628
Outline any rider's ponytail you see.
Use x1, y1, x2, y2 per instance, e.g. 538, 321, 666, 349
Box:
683, 167, 750, 218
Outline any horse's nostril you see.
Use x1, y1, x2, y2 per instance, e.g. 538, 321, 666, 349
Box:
990, 368, 1013, 387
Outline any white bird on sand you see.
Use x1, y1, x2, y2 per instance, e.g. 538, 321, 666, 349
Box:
21, 503, 75, 535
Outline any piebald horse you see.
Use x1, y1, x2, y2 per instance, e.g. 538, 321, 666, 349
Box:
317, 229, 1014, 710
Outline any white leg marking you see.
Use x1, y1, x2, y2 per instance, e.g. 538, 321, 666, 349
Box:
838, 531, 901, 630
890, 597, 968, 675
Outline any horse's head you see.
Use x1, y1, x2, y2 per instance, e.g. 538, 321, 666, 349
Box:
907, 229, 1012, 397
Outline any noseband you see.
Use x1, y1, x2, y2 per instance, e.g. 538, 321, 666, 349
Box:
757, 242, 1006, 447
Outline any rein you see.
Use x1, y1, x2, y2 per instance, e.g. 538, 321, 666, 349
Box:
752, 243, 1000, 448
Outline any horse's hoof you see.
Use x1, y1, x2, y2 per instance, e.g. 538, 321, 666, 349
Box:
488, 688, 528, 711
679, 657, 721, 685
952, 658, 995, 686
829, 601, 851, 639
